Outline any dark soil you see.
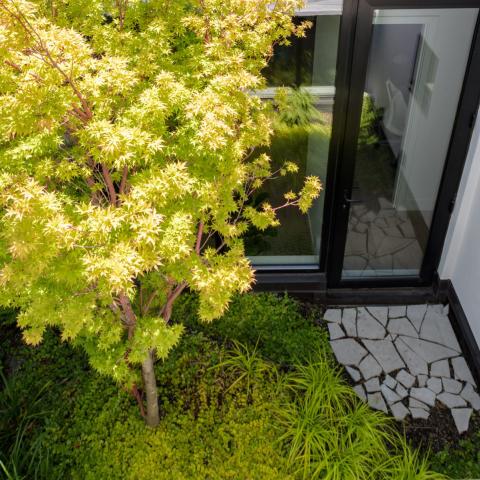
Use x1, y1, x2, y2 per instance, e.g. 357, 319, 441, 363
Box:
402, 406, 480, 454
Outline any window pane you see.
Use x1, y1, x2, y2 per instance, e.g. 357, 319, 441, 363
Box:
247, 15, 341, 267
263, 15, 340, 88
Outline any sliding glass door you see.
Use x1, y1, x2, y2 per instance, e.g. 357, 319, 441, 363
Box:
328, 0, 480, 285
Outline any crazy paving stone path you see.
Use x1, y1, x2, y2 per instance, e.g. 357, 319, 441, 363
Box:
324, 305, 480, 434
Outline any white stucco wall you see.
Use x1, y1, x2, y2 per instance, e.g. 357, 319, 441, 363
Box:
439, 109, 480, 345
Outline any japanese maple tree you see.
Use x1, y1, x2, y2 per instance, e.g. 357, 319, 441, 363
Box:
0, 0, 320, 426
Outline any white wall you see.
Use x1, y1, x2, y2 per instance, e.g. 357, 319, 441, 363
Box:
439, 110, 480, 346
392, 9, 477, 225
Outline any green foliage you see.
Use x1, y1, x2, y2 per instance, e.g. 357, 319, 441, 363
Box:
273, 87, 324, 128
0, 0, 322, 401
0, 294, 445, 479
430, 429, 480, 479
172, 293, 326, 365
274, 349, 444, 480
358, 94, 382, 147
0, 371, 56, 480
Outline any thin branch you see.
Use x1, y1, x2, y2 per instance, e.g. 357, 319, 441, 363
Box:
101, 164, 118, 206
118, 293, 136, 340
160, 282, 187, 324
142, 291, 157, 317
195, 221, 204, 254
118, 165, 128, 200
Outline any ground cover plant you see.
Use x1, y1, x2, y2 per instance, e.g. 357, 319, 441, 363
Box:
0, 293, 447, 479
0, 0, 321, 426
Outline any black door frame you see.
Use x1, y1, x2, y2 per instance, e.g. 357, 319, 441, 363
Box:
323, 0, 480, 289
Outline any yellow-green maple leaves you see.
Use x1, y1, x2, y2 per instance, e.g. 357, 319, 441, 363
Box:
0, 0, 321, 387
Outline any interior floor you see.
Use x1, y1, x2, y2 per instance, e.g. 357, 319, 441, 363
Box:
343, 137, 427, 277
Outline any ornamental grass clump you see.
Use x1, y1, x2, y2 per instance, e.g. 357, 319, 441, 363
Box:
0, 0, 321, 426
275, 351, 446, 480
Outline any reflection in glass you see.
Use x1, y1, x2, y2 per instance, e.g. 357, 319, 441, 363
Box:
342, 8, 478, 278
246, 15, 340, 267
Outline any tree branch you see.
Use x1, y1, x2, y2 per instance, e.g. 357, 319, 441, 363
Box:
119, 165, 128, 200
118, 293, 136, 340
101, 164, 118, 206
160, 282, 187, 324
195, 221, 204, 254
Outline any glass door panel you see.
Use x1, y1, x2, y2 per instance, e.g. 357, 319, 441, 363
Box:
342, 7, 478, 278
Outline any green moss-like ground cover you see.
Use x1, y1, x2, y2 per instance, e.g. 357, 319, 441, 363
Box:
0, 294, 452, 479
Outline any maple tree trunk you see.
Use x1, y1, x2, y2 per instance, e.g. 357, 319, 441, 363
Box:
141, 348, 160, 427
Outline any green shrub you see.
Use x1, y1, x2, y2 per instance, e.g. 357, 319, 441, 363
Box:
173, 293, 325, 366
430, 430, 480, 479
0, 293, 445, 479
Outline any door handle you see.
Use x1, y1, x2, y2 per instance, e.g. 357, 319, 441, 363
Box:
343, 190, 363, 209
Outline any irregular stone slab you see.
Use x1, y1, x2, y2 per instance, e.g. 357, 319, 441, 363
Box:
363, 339, 405, 374
407, 305, 427, 332
381, 384, 401, 404
394, 339, 428, 376
368, 392, 388, 413
368, 225, 385, 255
410, 387, 436, 407
330, 339, 367, 366
324, 309, 341, 323
399, 336, 458, 364
452, 357, 476, 386
417, 375, 428, 387
355, 223, 368, 234
346, 366, 361, 383
328, 322, 345, 340
345, 231, 367, 256
391, 402, 409, 420
437, 392, 467, 409
399, 221, 416, 238
352, 204, 368, 218
354, 384, 367, 402
396, 383, 408, 399
392, 242, 423, 271
429, 304, 444, 314
388, 317, 418, 338
384, 375, 397, 389
409, 398, 429, 410
389, 306, 407, 318
366, 307, 388, 326
342, 308, 357, 337
360, 210, 376, 223
451, 408, 472, 434
377, 237, 412, 257
431, 359, 450, 378
357, 308, 386, 339
365, 377, 381, 392
359, 354, 382, 380
460, 383, 480, 411
382, 226, 403, 238
344, 255, 368, 270
420, 309, 461, 352
374, 217, 388, 229
426, 377, 442, 394
396, 369, 415, 389
443, 378, 462, 394
411, 408, 430, 420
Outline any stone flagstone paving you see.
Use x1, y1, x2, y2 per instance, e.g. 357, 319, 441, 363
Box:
324, 305, 480, 434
